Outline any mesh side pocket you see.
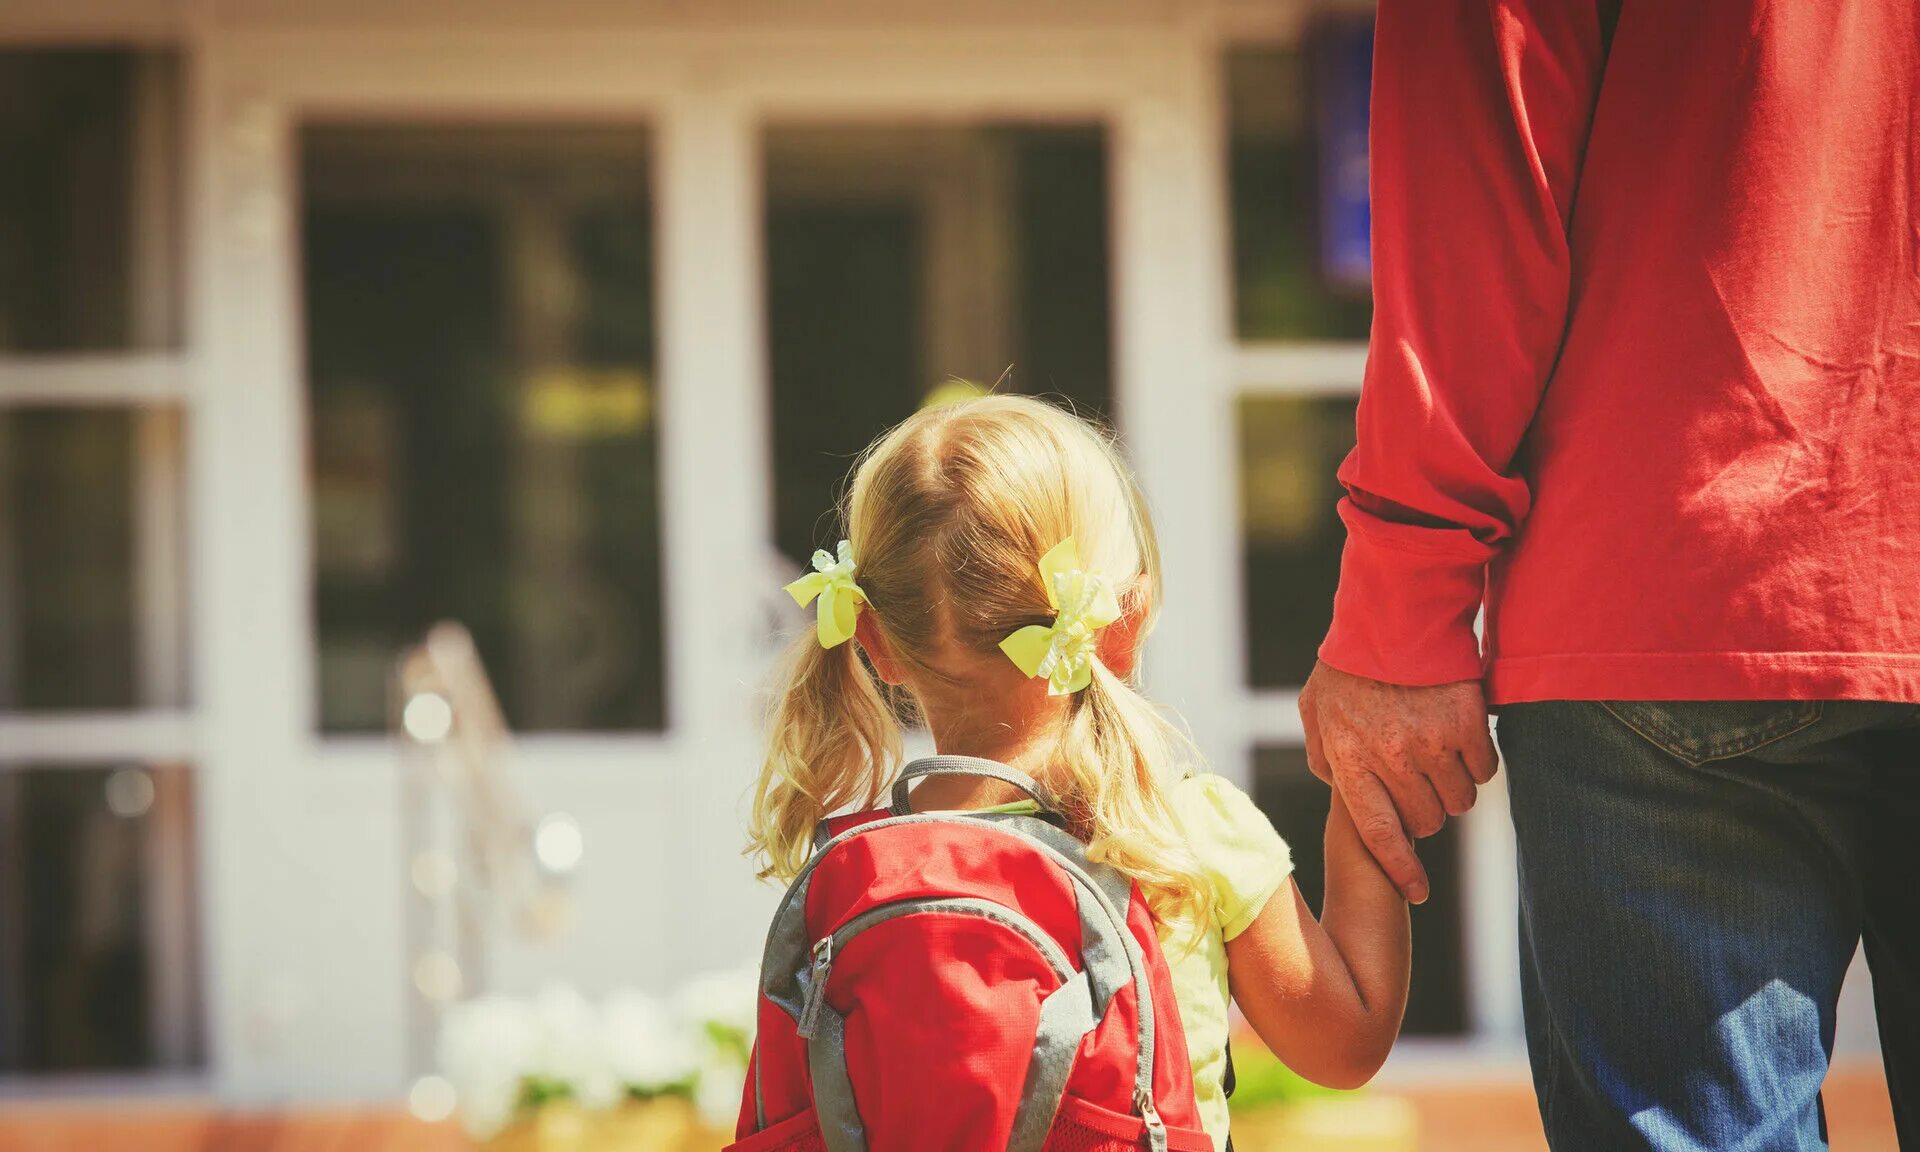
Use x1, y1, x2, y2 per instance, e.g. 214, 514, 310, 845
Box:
1044, 1097, 1215, 1152
1046, 1115, 1146, 1152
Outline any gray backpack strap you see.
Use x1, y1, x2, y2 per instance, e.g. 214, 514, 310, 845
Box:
887, 754, 1055, 815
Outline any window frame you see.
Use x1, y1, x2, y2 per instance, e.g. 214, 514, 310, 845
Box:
298, 119, 672, 737
0, 40, 205, 1087
1222, 28, 1522, 1054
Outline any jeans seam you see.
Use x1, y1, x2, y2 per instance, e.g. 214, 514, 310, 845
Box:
1536, 997, 1562, 1144
1598, 700, 1825, 766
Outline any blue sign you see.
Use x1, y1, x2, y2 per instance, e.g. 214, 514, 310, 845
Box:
1316, 15, 1374, 290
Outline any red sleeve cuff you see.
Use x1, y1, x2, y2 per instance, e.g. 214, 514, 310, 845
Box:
1318, 502, 1488, 687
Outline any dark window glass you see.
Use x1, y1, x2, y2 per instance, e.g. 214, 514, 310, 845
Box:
1252, 746, 1467, 1036
0, 49, 182, 352
1227, 43, 1373, 341
1010, 131, 1111, 422
768, 201, 922, 564
0, 409, 187, 711
302, 125, 665, 733
1239, 395, 1356, 687
0, 764, 202, 1072
765, 125, 1112, 565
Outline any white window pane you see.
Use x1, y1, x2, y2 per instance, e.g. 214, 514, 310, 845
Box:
764, 124, 1112, 565
0, 49, 182, 353
301, 125, 666, 734
0, 408, 187, 712
1239, 395, 1355, 687
1226, 39, 1373, 342
0, 763, 201, 1072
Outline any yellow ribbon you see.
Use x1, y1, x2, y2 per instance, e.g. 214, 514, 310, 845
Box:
784, 540, 867, 649
999, 537, 1122, 695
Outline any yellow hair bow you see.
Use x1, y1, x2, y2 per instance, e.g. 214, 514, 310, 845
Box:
999, 537, 1122, 695
785, 540, 867, 649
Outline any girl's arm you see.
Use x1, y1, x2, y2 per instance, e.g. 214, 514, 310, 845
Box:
1224, 790, 1412, 1089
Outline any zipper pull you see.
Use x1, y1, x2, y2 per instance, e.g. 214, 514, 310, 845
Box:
1137, 1090, 1168, 1152
795, 935, 834, 1040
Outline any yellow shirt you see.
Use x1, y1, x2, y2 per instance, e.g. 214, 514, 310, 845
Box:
1162, 774, 1294, 1151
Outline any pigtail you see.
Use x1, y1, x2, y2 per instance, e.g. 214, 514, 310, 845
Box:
747, 627, 902, 882
1056, 654, 1218, 944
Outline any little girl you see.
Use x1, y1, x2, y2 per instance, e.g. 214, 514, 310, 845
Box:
749, 396, 1410, 1150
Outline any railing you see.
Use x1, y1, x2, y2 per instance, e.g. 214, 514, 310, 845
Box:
392, 623, 581, 1084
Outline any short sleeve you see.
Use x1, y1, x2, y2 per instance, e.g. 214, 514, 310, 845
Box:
1169, 774, 1294, 941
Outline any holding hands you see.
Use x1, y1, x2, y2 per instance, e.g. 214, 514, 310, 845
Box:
1298, 661, 1499, 904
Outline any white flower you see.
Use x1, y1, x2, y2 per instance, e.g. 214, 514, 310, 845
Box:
438, 995, 537, 1140
530, 984, 620, 1109
600, 987, 701, 1095
675, 965, 759, 1053
692, 1045, 748, 1127
436, 973, 761, 1137
676, 966, 759, 1124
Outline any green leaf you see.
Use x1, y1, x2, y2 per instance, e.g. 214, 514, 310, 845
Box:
1226, 1043, 1348, 1113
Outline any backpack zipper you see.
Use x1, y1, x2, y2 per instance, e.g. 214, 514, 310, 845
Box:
1137, 1088, 1169, 1151
795, 935, 834, 1040
794, 894, 1075, 1040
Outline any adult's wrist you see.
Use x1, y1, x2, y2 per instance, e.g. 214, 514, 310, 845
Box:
1319, 515, 1487, 686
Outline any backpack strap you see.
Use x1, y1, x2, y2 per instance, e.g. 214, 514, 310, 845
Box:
812, 809, 894, 852
887, 755, 1056, 815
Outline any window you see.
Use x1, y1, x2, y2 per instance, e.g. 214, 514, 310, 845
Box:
1227, 36, 1373, 343
0, 49, 198, 1076
1227, 24, 1378, 690
1251, 746, 1466, 1036
301, 125, 666, 733
1238, 395, 1356, 688
3, 410, 136, 709
763, 125, 1112, 564
1231, 19, 1477, 1040
0, 50, 182, 353
0, 764, 200, 1072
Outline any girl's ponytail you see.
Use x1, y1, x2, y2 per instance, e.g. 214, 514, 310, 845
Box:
1057, 653, 1216, 943
747, 627, 901, 881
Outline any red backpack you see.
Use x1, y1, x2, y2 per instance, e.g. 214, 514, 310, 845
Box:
726, 756, 1212, 1152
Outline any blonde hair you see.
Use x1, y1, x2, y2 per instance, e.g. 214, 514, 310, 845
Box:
747, 395, 1217, 934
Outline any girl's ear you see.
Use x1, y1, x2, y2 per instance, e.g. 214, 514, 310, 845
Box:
855, 612, 907, 685
1097, 598, 1147, 680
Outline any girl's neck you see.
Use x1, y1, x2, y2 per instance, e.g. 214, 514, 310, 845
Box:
910, 701, 1067, 811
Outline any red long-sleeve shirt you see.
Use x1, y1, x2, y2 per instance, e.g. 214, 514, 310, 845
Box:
1321, 0, 1920, 705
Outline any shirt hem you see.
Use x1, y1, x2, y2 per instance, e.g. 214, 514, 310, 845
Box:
1486, 651, 1920, 706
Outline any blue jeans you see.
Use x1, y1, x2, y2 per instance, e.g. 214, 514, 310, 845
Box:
1497, 700, 1919, 1150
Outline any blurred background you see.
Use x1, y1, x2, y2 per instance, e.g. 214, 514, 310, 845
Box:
0, 1, 1895, 1148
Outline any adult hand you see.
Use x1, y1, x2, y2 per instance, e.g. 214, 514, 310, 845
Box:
1297, 661, 1498, 904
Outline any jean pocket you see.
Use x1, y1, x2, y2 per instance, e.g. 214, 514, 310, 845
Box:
1598, 700, 1823, 767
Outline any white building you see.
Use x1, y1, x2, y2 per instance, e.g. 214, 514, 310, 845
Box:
0, 0, 1880, 1108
